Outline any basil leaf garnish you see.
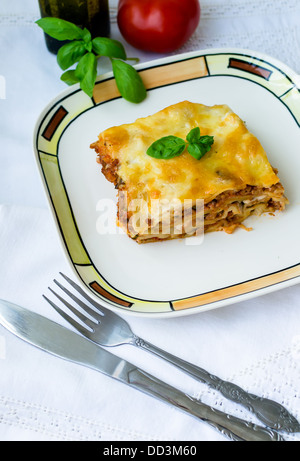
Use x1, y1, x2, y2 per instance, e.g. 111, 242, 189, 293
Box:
92, 37, 127, 60
187, 143, 205, 160
147, 136, 186, 159
57, 41, 87, 71
35, 17, 146, 103
188, 136, 214, 160
36, 18, 85, 41
60, 70, 80, 86
146, 128, 214, 161
186, 127, 201, 144
112, 59, 147, 104
75, 53, 97, 98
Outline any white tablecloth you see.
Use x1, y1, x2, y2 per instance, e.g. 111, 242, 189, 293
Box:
1, 0, 300, 442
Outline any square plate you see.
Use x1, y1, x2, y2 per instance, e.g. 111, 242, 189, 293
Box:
34, 48, 300, 317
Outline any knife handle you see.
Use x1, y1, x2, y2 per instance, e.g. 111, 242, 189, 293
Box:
126, 366, 283, 441
133, 336, 297, 432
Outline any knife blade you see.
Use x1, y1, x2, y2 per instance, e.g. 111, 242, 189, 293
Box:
0, 299, 284, 441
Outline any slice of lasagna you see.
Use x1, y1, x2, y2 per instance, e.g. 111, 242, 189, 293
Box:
91, 101, 288, 243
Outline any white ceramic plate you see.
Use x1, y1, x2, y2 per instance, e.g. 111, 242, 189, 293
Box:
34, 48, 300, 317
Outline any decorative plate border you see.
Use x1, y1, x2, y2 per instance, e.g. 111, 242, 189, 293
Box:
34, 49, 300, 316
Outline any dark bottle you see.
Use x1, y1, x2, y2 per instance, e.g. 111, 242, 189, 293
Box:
38, 0, 110, 54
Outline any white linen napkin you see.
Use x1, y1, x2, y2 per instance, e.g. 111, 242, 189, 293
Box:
1, 203, 300, 441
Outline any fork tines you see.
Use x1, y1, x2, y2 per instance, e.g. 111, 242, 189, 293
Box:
43, 275, 102, 334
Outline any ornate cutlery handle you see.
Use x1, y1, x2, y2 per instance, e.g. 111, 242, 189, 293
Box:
132, 336, 299, 433
126, 367, 283, 441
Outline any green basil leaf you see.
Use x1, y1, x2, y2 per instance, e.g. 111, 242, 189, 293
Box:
186, 127, 201, 144
187, 143, 205, 160
75, 52, 97, 98
81, 28, 92, 44
187, 136, 214, 160
199, 135, 215, 147
60, 70, 80, 86
92, 37, 127, 60
36, 18, 85, 41
57, 41, 87, 70
111, 59, 146, 103
147, 136, 186, 159
84, 41, 93, 52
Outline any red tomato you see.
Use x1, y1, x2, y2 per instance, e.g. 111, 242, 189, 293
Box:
117, 0, 201, 53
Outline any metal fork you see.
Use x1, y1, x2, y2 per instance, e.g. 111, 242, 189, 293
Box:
43, 272, 300, 434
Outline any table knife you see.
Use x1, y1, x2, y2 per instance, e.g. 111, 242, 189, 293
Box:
0, 299, 284, 441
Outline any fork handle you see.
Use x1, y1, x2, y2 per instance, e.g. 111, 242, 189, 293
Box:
126, 367, 283, 441
132, 335, 298, 432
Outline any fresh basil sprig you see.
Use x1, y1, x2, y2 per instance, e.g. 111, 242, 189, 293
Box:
144, 136, 186, 160
36, 17, 146, 103
147, 127, 214, 160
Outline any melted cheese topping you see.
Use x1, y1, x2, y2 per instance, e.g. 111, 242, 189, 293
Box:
98, 101, 279, 203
